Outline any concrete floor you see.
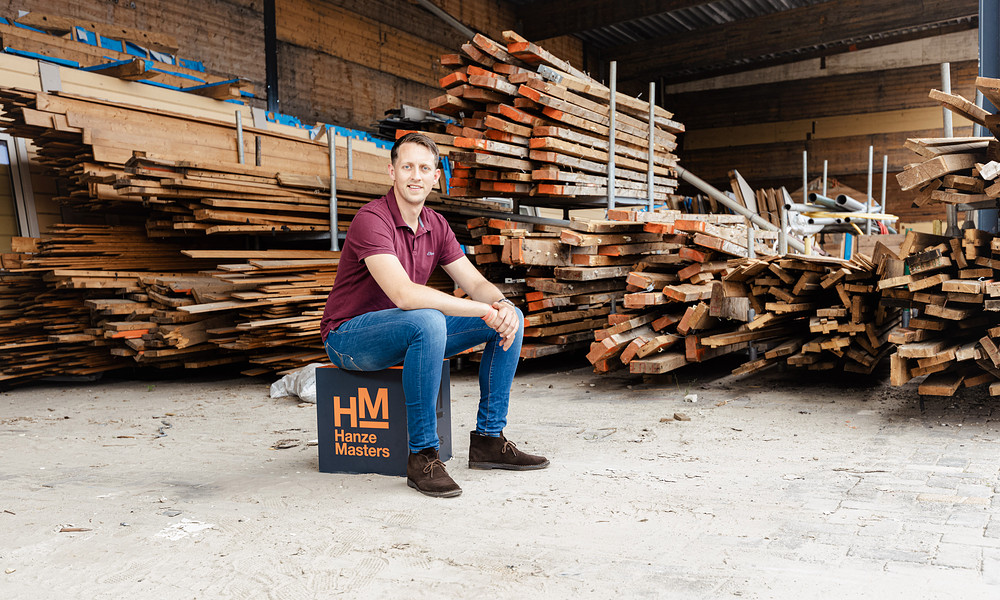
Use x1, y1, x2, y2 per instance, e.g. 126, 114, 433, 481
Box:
2, 358, 999, 599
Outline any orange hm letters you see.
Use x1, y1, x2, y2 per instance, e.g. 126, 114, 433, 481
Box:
333, 387, 389, 429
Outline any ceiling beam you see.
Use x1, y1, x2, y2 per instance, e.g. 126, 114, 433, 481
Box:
607, 0, 978, 84
518, 0, 708, 41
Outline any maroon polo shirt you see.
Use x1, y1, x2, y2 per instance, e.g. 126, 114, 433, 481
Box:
320, 187, 464, 340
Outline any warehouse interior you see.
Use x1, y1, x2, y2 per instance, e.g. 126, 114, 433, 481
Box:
2, 1, 1000, 597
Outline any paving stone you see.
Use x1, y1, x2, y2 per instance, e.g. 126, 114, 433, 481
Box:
956, 483, 996, 499
938, 457, 972, 468
932, 542, 983, 570
941, 532, 1000, 549
946, 511, 992, 529
984, 549, 1000, 585
985, 518, 1000, 539
847, 545, 931, 564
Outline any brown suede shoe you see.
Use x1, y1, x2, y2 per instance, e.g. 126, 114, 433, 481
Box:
407, 448, 461, 498
468, 431, 550, 470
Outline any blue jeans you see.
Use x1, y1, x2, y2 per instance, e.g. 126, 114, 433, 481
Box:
323, 308, 523, 453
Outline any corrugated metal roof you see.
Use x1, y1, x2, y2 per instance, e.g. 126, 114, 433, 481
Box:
573, 0, 828, 49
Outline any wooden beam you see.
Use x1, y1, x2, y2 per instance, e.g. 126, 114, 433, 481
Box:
608, 0, 978, 83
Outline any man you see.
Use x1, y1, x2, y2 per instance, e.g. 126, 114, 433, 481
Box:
321, 132, 549, 498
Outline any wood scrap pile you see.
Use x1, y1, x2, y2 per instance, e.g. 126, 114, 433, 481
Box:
430, 31, 683, 205
585, 208, 774, 375
898, 78, 1000, 211
722, 252, 898, 376
881, 229, 1000, 396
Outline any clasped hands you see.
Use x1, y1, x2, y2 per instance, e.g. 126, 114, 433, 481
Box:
481, 301, 519, 351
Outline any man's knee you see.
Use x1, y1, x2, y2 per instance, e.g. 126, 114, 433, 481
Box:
401, 309, 448, 343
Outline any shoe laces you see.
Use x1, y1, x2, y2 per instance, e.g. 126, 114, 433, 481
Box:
423, 458, 446, 476
502, 439, 519, 456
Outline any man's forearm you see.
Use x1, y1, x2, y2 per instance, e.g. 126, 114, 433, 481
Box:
464, 279, 505, 305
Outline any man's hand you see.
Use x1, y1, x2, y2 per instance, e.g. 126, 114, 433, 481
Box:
487, 301, 519, 351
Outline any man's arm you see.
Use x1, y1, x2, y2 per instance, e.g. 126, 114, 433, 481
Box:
365, 253, 493, 318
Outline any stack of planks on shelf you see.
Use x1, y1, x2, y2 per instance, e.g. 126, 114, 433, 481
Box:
882, 228, 1000, 396
898, 78, 1000, 211
591, 208, 774, 375
719, 251, 899, 376
430, 31, 683, 205
0, 225, 221, 385
0, 87, 395, 237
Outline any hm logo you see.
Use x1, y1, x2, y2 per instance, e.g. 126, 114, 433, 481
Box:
333, 387, 389, 429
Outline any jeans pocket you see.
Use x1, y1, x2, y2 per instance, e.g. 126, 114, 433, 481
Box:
325, 336, 361, 371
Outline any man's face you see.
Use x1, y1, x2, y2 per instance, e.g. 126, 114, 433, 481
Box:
388, 142, 440, 206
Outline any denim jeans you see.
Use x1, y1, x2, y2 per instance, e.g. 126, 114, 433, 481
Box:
323, 307, 523, 453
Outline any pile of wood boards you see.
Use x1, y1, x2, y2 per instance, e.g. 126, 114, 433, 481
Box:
722, 253, 898, 376
586, 209, 774, 375
0, 225, 220, 385
882, 229, 1000, 396
898, 78, 1000, 210
0, 87, 395, 236
430, 31, 683, 205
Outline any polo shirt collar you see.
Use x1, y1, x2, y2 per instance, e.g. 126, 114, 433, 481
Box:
385, 187, 432, 235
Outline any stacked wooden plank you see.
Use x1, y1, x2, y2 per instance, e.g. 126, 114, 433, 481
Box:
0, 88, 398, 236
881, 229, 1000, 396
430, 32, 683, 205
0, 225, 220, 385
721, 252, 899, 376
590, 209, 773, 375
465, 215, 623, 359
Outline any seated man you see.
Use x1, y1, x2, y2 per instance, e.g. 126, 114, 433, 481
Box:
321, 132, 549, 498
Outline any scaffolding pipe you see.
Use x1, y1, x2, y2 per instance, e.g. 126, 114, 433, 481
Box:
865, 146, 874, 234
880, 154, 889, 232
647, 81, 655, 211
607, 61, 617, 211
837, 193, 881, 213
802, 151, 808, 204
675, 165, 806, 253
808, 193, 846, 211
785, 202, 825, 213
941, 63, 954, 137
822, 160, 828, 197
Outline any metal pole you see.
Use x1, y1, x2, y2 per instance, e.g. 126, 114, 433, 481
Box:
865, 145, 873, 234
822, 160, 828, 198
880, 154, 888, 232
347, 136, 354, 180
802, 151, 808, 205
263, 0, 279, 114
675, 165, 806, 253
412, 0, 477, 39
779, 204, 788, 255
746, 223, 755, 259
607, 61, 617, 211
941, 63, 954, 137
979, 0, 999, 232
647, 81, 655, 212
254, 135, 261, 167
328, 127, 339, 252
235, 110, 245, 164
942, 62, 960, 236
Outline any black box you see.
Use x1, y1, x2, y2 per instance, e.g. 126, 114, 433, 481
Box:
316, 364, 452, 476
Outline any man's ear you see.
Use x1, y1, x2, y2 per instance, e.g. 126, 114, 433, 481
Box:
387, 162, 395, 180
